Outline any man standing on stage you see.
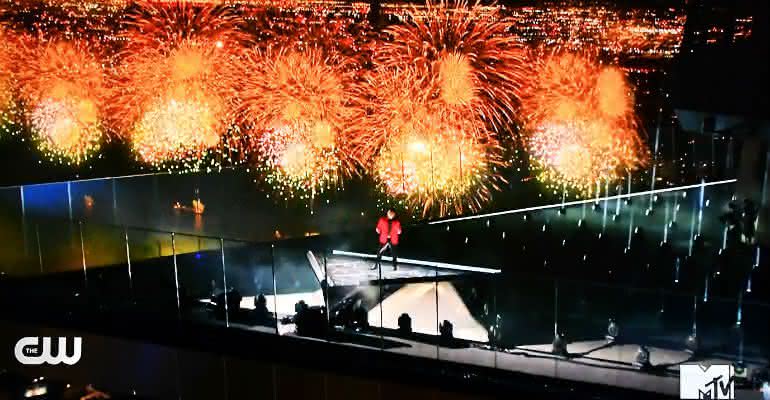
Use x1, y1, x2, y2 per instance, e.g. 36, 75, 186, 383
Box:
373, 208, 402, 271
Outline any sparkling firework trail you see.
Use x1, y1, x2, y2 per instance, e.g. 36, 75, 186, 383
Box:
239, 47, 358, 197
522, 51, 647, 195
376, 0, 527, 132
17, 39, 105, 164
0, 29, 21, 133
349, 67, 433, 165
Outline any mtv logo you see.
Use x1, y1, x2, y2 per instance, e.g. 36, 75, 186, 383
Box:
680, 364, 735, 399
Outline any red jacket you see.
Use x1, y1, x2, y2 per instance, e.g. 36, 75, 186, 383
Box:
376, 216, 402, 245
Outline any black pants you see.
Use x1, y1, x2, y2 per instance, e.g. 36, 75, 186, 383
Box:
376, 242, 398, 269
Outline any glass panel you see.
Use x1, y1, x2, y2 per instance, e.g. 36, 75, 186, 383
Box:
114, 174, 162, 230
324, 230, 385, 350
173, 233, 222, 325
20, 182, 69, 220
273, 237, 327, 337
154, 172, 201, 235
70, 177, 117, 224
222, 239, 277, 334
126, 228, 178, 320
0, 187, 36, 277
494, 276, 558, 379
81, 223, 131, 314
437, 273, 495, 368
33, 218, 85, 314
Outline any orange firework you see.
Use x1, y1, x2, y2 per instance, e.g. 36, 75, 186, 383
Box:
0, 29, 21, 132
349, 67, 433, 165
351, 66, 503, 216
112, 0, 246, 171
110, 40, 242, 171
522, 51, 647, 195
374, 114, 503, 216
17, 39, 106, 164
122, 0, 248, 52
239, 47, 358, 196
376, 0, 527, 132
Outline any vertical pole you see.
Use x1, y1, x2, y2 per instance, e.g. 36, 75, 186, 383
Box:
125, 228, 133, 296
663, 201, 671, 243
323, 251, 330, 329
67, 181, 73, 221
553, 281, 559, 336
697, 179, 705, 236
650, 110, 661, 209
627, 170, 632, 199
379, 249, 384, 348
79, 221, 87, 287
171, 233, 181, 317
112, 178, 118, 224
691, 295, 698, 338
20, 186, 28, 256
493, 279, 498, 369
627, 206, 635, 250
434, 263, 439, 359
688, 192, 697, 257
270, 243, 279, 334
220, 239, 229, 328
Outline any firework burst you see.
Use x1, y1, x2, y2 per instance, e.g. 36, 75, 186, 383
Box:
111, 41, 242, 171
349, 67, 433, 164
17, 39, 106, 164
112, 0, 246, 171
374, 115, 503, 216
239, 47, 358, 197
522, 51, 647, 195
351, 66, 504, 216
376, 0, 526, 132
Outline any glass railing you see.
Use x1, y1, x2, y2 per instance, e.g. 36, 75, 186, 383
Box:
0, 178, 765, 398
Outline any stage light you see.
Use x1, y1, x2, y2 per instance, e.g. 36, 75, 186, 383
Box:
685, 333, 699, 354
606, 318, 619, 342
634, 345, 651, 369
24, 377, 48, 398
552, 332, 568, 356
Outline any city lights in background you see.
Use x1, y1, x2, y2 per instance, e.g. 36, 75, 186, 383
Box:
0, 0, 744, 216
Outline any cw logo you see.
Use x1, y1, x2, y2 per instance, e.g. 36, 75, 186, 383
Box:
14, 337, 82, 365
